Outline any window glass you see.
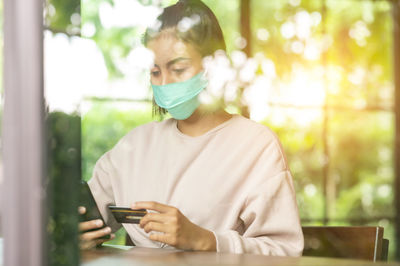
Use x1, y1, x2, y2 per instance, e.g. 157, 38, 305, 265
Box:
252, 0, 395, 260
42, 0, 398, 261
80, 0, 240, 245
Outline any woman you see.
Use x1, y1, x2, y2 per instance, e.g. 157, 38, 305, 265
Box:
79, 0, 304, 256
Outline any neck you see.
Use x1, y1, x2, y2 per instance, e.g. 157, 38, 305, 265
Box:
176, 108, 233, 137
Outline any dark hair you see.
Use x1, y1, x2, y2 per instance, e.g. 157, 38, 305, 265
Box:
144, 0, 227, 117
144, 0, 226, 57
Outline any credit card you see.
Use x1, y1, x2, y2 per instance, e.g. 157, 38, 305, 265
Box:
109, 206, 147, 224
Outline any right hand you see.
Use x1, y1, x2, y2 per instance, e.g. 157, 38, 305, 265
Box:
78, 206, 115, 250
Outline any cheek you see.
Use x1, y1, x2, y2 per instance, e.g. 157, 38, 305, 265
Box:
150, 75, 161, 86
180, 70, 197, 81
178, 66, 202, 82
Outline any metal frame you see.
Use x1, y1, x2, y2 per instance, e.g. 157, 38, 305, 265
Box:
321, 0, 332, 224
240, 0, 252, 57
239, 0, 251, 118
2, 0, 45, 265
393, 0, 400, 260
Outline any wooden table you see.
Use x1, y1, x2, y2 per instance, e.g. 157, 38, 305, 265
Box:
1, 239, 399, 265
81, 245, 400, 266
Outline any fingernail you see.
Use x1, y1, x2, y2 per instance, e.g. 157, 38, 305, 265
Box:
95, 219, 103, 227
104, 227, 111, 233
78, 206, 85, 214
110, 233, 115, 239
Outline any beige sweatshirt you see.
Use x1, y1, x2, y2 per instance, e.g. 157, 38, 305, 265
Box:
88, 114, 304, 256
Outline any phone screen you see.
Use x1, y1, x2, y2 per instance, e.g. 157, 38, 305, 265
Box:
79, 181, 110, 239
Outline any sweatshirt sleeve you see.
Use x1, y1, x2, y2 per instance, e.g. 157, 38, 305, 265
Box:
213, 170, 303, 256
87, 152, 121, 233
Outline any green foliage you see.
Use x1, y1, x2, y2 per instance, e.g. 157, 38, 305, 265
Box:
202, 0, 240, 54
262, 111, 394, 221
264, 115, 325, 220
81, 0, 138, 78
46, 0, 81, 35
46, 112, 81, 265
82, 102, 154, 181
80, 0, 177, 78
261, 110, 395, 259
330, 112, 394, 219
252, 0, 392, 108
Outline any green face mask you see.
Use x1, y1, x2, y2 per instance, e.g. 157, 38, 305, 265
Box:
152, 72, 208, 120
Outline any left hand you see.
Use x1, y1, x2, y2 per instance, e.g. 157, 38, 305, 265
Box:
132, 201, 216, 251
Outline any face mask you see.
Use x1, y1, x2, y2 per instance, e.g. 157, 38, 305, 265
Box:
152, 72, 208, 120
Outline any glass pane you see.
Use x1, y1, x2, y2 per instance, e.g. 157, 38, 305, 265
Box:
82, 101, 154, 181
326, 1, 394, 110
251, 1, 396, 258
45, 0, 81, 264
252, 0, 324, 75
79, 0, 241, 246
202, 0, 240, 54
80, 0, 240, 103
81, 100, 154, 245
260, 107, 325, 221
327, 110, 395, 260
325, 0, 393, 109
251, 0, 326, 109
329, 111, 394, 220
79, 0, 169, 246
251, 0, 393, 109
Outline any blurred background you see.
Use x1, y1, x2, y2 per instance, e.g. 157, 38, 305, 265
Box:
1, 0, 399, 262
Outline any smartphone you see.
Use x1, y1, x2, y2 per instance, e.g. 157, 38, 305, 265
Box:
80, 181, 110, 239
109, 206, 147, 224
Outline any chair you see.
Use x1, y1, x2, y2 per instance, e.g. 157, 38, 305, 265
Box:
302, 226, 389, 261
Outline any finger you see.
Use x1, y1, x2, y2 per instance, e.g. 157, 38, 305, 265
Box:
143, 221, 169, 234
79, 219, 103, 232
78, 206, 86, 215
80, 227, 112, 241
80, 240, 97, 250
94, 235, 113, 246
132, 201, 174, 213
94, 238, 108, 247
80, 235, 111, 250
93, 233, 115, 249
139, 213, 170, 228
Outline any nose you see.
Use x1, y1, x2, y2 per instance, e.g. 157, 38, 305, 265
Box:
161, 73, 173, 85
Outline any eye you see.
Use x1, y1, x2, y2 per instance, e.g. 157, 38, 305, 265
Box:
151, 70, 161, 77
173, 68, 187, 74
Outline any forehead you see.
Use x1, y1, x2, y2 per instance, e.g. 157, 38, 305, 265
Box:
147, 32, 201, 65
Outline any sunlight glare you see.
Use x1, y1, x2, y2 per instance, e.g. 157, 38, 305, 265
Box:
99, 0, 162, 29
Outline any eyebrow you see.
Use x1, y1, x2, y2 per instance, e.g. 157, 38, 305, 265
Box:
154, 57, 191, 68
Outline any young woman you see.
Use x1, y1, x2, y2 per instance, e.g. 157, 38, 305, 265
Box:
79, 0, 304, 256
